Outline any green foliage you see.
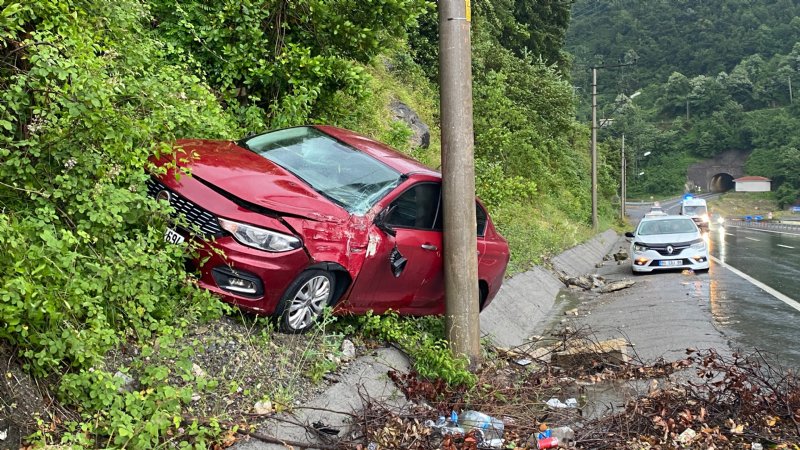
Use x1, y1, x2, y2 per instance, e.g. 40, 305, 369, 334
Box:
51, 328, 225, 449
357, 312, 476, 387
150, 0, 429, 129
0, 0, 232, 376
475, 159, 537, 210
0, 0, 235, 445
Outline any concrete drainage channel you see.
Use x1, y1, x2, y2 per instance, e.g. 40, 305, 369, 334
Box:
233, 229, 622, 449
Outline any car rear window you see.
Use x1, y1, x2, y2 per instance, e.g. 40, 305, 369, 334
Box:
241, 127, 402, 214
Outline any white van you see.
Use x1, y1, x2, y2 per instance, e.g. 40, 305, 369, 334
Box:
680, 196, 709, 229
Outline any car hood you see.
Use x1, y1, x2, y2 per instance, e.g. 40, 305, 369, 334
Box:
162, 139, 349, 222
635, 232, 700, 245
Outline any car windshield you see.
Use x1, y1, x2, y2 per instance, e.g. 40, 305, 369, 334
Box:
683, 205, 707, 215
241, 127, 403, 214
638, 218, 697, 236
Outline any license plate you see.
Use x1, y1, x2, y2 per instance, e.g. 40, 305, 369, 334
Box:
659, 260, 681, 267
164, 227, 185, 245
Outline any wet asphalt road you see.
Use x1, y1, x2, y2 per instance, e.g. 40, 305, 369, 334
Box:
554, 203, 800, 369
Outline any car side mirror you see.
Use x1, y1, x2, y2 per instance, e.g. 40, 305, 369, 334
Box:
624, 231, 635, 238
374, 205, 397, 237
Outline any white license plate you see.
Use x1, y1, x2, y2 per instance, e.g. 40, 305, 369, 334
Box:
659, 260, 681, 267
164, 227, 185, 245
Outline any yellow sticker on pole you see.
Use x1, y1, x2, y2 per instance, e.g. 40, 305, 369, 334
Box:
465, 0, 471, 22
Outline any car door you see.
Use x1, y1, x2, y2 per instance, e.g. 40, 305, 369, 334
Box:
348, 182, 445, 315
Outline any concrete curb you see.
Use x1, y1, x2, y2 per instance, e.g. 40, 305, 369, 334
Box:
480, 229, 619, 349
232, 347, 410, 450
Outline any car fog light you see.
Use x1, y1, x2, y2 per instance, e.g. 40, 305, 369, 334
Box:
692, 256, 707, 263
226, 277, 257, 294
635, 257, 649, 266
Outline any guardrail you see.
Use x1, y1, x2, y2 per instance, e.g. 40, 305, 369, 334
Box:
725, 219, 800, 232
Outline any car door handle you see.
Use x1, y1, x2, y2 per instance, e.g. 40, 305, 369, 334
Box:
421, 244, 438, 251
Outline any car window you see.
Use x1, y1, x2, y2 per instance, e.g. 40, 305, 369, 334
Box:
242, 127, 403, 215
638, 218, 697, 235
683, 205, 707, 215
387, 183, 441, 230
386, 184, 488, 236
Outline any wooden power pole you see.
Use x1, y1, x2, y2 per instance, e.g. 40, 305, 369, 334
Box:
439, 0, 481, 365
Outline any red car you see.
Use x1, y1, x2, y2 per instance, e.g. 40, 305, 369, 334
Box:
149, 126, 509, 332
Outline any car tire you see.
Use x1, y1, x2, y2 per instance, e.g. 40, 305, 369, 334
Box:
276, 270, 336, 334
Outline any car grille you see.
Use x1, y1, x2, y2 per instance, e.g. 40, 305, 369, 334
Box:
637, 240, 700, 256
146, 178, 224, 237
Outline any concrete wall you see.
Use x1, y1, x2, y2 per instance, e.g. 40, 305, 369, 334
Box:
735, 181, 771, 192
480, 229, 618, 348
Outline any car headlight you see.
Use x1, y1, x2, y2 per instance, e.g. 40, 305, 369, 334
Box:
633, 244, 648, 253
218, 218, 302, 252
701, 214, 710, 222
690, 240, 706, 250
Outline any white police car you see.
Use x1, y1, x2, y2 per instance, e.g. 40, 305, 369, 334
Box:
625, 215, 710, 273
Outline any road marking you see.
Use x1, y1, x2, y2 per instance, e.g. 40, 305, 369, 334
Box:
745, 237, 760, 241
710, 255, 800, 313
777, 244, 795, 249
725, 233, 735, 237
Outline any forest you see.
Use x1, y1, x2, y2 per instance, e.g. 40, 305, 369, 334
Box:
567, 0, 800, 206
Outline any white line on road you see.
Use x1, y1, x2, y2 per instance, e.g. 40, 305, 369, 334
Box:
745, 237, 761, 241
777, 244, 795, 249
725, 233, 735, 237
710, 256, 800, 313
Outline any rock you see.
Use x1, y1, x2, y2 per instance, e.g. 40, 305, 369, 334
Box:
341, 339, 356, 362
192, 363, 207, 379
595, 262, 603, 268
613, 250, 629, 261
590, 274, 605, 288
563, 275, 593, 290
564, 308, 579, 316
599, 280, 635, 293
114, 371, 136, 392
253, 400, 273, 415
389, 100, 430, 148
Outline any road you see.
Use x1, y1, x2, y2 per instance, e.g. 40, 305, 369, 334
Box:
551, 201, 800, 370
706, 220, 800, 368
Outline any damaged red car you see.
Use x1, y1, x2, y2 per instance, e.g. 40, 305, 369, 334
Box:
148, 126, 509, 332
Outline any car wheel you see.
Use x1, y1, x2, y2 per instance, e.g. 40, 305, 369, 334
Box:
277, 270, 336, 333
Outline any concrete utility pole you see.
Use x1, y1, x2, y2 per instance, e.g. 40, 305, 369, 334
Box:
591, 67, 598, 230
621, 134, 626, 221
439, 0, 481, 365
589, 61, 636, 230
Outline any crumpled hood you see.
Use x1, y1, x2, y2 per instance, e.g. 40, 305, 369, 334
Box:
162, 139, 349, 222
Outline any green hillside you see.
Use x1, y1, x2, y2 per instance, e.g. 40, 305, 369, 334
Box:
566, 0, 800, 207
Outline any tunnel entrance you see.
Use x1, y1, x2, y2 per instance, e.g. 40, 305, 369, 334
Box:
710, 173, 735, 193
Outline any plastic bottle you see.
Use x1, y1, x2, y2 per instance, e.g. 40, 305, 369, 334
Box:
424, 412, 464, 436
458, 410, 505, 441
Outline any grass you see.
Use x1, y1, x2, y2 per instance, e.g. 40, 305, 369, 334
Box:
708, 192, 784, 219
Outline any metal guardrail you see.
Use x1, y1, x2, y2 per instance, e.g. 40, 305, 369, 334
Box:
726, 219, 800, 232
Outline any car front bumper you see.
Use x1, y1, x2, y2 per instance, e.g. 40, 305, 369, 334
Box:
191, 236, 311, 315
631, 248, 710, 273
